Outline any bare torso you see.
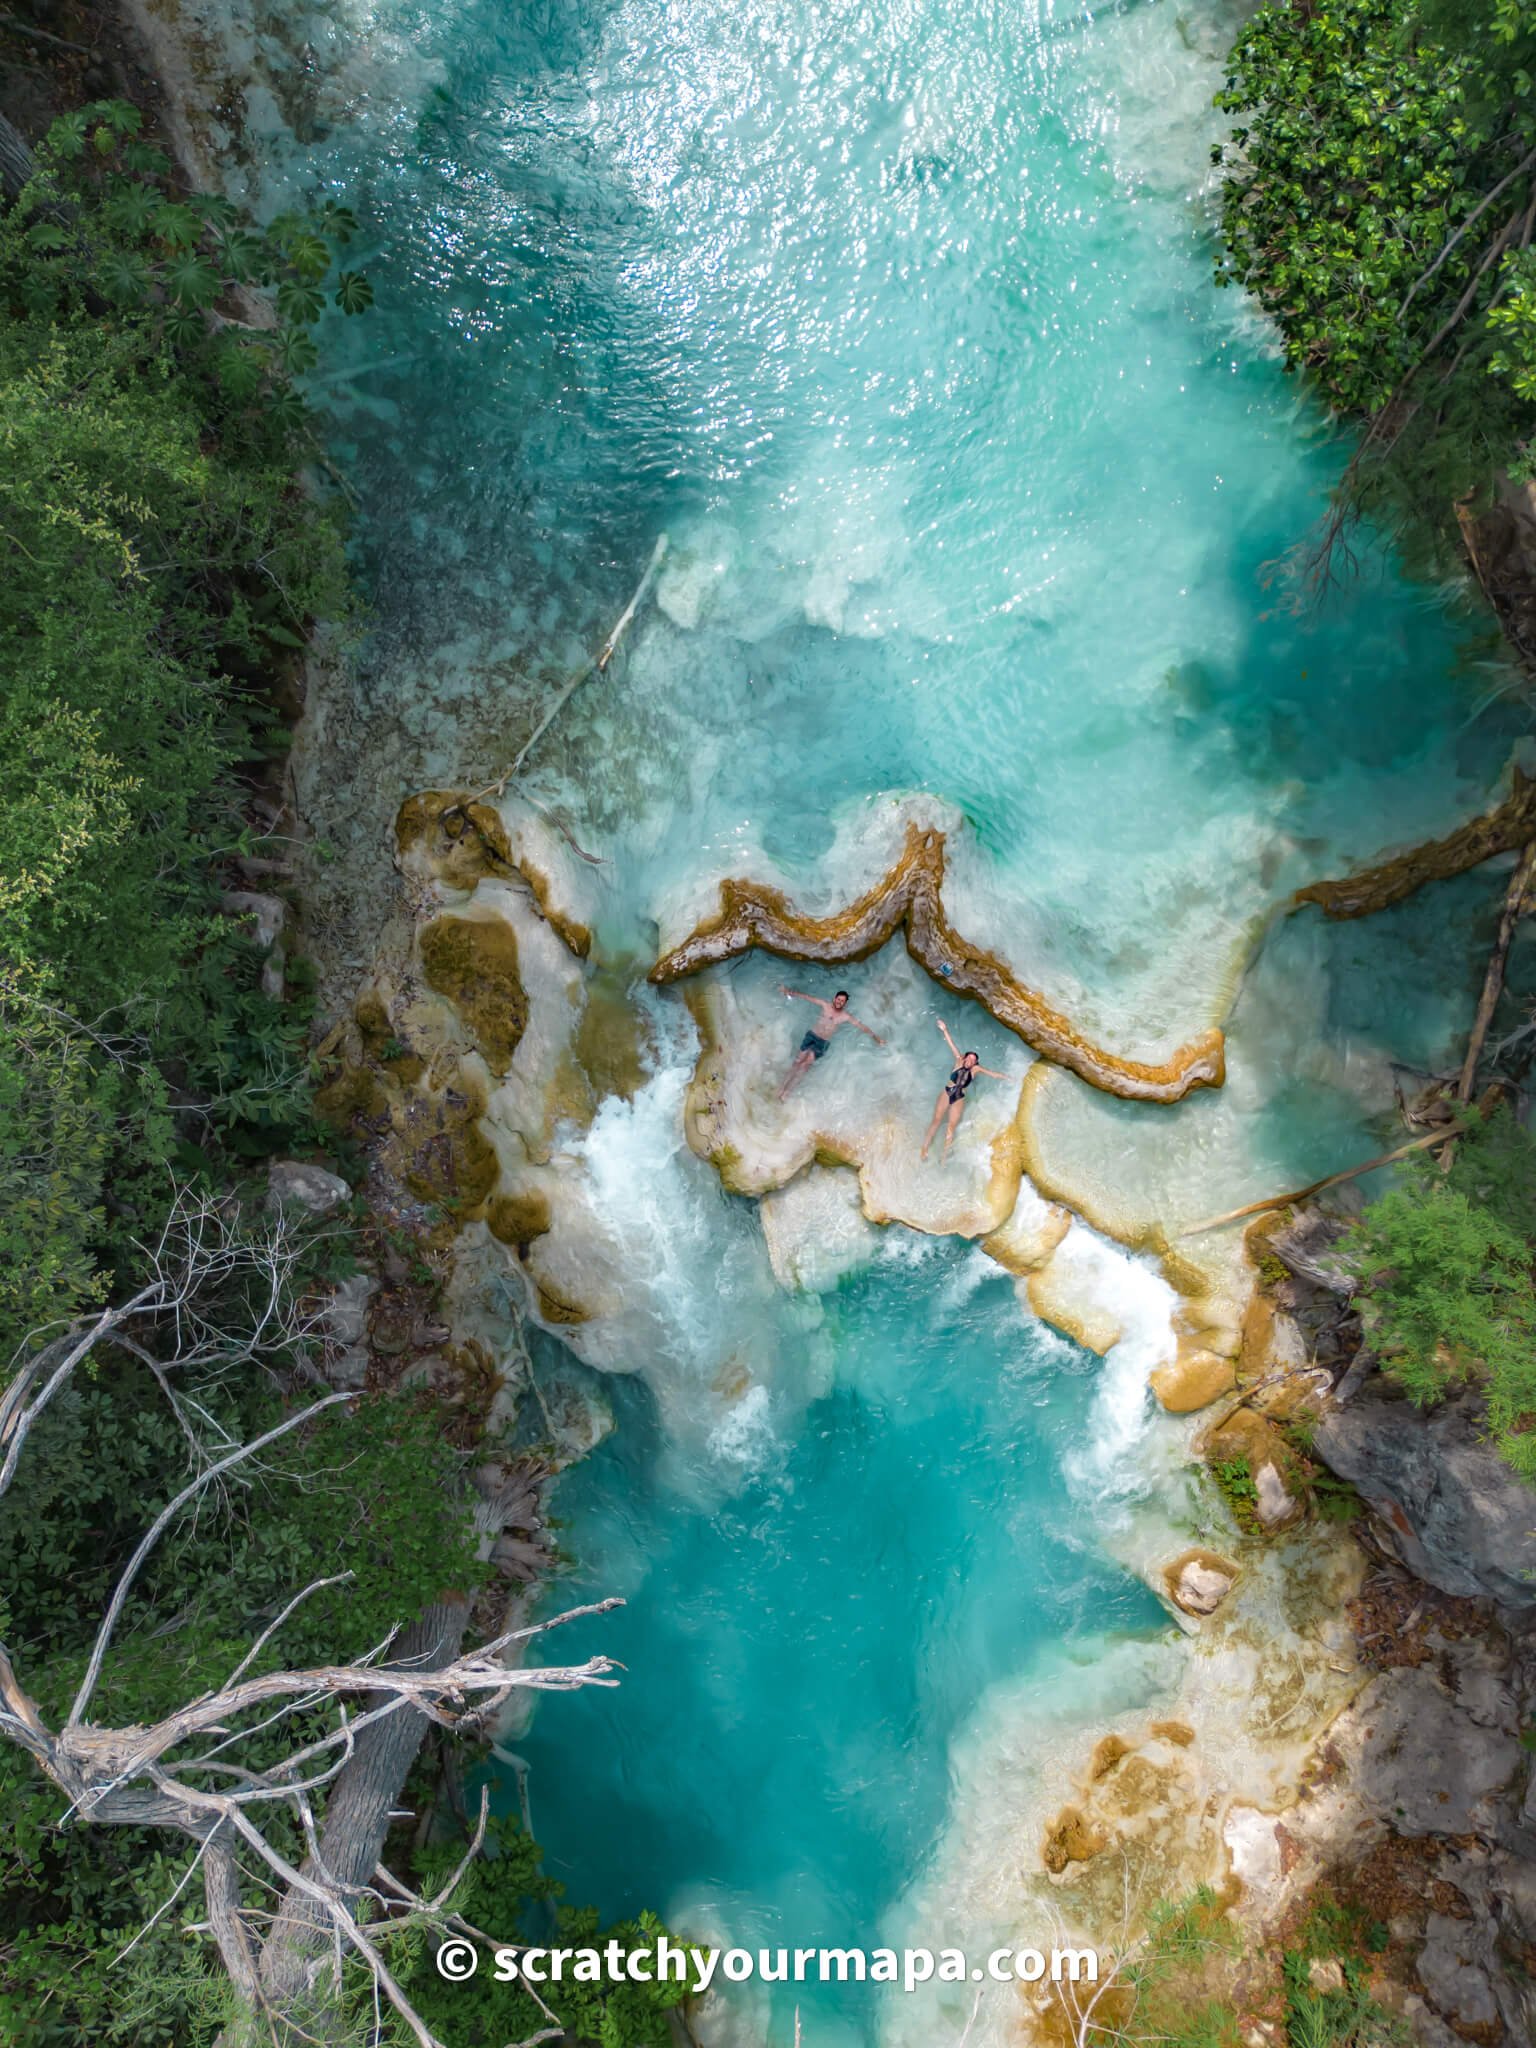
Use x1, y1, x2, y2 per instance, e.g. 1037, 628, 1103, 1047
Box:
806, 1002, 857, 1040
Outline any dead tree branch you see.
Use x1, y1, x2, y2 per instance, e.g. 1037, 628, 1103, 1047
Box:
0, 1189, 622, 2046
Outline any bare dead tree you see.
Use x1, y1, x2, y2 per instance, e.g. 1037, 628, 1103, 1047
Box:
0, 1189, 621, 2047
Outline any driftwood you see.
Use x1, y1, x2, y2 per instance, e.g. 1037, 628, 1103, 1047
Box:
1178, 1121, 1470, 1237
1457, 838, 1536, 1101
453, 533, 669, 816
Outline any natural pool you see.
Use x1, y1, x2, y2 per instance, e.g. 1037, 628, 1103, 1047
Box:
194, 0, 1523, 2038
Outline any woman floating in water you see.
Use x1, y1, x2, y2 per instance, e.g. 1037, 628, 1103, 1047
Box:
921, 1018, 1012, 1161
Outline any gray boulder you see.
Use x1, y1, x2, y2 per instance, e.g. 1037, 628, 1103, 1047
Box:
320, 1272, 376, 1389
1348, 1666, 1522, 1837
267, 1159, 352, 1218
1313, 1391, 1536, 1608
1416, 1915, 1500, 2033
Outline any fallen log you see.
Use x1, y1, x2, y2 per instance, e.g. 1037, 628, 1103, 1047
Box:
1177, 1121, 1471, 1237
1457, 838, 1536, 1101
1293, 767, 1536, 921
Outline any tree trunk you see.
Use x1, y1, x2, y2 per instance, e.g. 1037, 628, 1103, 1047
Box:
235, 1597, 472, 2042
0, 111, 34, 204
1457, 838, 1536, 1100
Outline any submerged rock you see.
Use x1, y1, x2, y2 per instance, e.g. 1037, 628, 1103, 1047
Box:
759, 1166, 882, 1293
1313, 1390, 1536, 1608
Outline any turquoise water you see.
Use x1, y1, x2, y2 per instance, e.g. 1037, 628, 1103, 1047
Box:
515, 1249, 1165, 2045
220, 0, 1522, 2039
267, 0, 1511, 1044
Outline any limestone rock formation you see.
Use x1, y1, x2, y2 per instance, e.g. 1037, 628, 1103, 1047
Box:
1204, 1408, 1305, 1533
1314, 1390, 1536, 1608
650, 822, 1225, 1102
1165, 1547, 1240, 1617
1150, 1346, 1235, 1413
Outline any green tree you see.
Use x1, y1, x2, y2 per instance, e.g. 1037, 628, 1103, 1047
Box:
1213, 0, 1536, 564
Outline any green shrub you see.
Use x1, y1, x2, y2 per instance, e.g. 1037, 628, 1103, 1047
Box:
1343, 1112, 1536, 1476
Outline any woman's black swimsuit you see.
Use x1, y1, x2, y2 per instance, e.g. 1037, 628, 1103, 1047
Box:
801, 1031, 830, 1058
945, 1064, 975, 1105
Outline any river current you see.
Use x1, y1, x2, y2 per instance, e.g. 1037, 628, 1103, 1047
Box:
203, 0, 1520, 2039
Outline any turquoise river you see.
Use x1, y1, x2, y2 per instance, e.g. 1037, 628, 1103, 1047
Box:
198, 0, 1525, 2040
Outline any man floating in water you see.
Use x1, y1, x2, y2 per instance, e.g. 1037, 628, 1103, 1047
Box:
777, 985, 883, 1097
921, 1018, 1012, 1162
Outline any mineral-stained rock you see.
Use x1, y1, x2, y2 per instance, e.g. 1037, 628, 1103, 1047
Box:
1150, 1719, 1195, 1748
1089, 1734, 1132, 1780
267, 1158, 351, 1217
649, 822, 1225, 1104
1205, 1409, 1305, 1532
1166, 1547, 1240, 1617
1042, 1804, 1108, 1874
419, 912, 528, 1075
1313, 1390, 1536, 1608
1150, 1347, 1236, 1414
395, 791, 593, 958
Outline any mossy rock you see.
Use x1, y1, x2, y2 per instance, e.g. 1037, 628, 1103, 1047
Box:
314, 1062, 390, 1131
355, 987, 426, 1084
402, 1114, 499, 1214
396, 791, 516, 887
419, 913, 528, 1075
486, 1190, 553, 1249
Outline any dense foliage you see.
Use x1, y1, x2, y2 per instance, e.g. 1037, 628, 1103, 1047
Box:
0, 97, 365, 1356
0, 96, 464, 2045
1344, 1109, 1536, 1474
1213, 0, 1536, 559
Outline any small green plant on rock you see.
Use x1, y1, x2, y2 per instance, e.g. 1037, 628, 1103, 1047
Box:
1210, 1455, 1260, 1530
